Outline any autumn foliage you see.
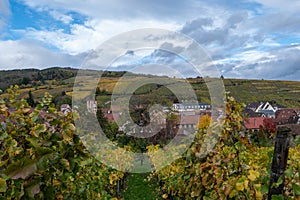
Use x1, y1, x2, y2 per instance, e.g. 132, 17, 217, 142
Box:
0, 86, 124, 199
149, 95, 300, 199
197, 115, 211, 130
259, 117, 277, 137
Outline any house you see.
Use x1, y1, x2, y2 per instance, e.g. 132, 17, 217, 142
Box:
258, 102, 276, 112
260, 110, 275, 118
172, 102, 211, 112
246, 102, 262, 112
102, 108, 114, 121
274, 109, 299, 125
244, 117, 265, 131
174, 115, 200, 135
245, 101, 285, 118
87, 99, 97, 114
243, 108, 265, 118
246, 101, 279, 112
294, 109, 300, 124
179, 115, 200, 129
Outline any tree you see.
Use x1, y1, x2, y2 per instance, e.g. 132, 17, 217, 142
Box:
259, 118, 277, 138
166, 111, 179, 137
26, 90, 35, 107
21, 77, 30, 85
197, 114, 211, 130
96, 106, 119, 141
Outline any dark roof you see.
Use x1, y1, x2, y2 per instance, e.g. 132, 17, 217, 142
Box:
243, 109, 264, 117
246, 102, 262, 110
246, 101, 286, 111
261, 102, 269, 109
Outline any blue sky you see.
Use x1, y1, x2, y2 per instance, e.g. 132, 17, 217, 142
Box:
0, 0, 300, 80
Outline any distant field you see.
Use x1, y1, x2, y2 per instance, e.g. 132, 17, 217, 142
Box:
223, 79, 300, 108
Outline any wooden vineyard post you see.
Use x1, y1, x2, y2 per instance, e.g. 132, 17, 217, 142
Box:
268, 126, 291, 199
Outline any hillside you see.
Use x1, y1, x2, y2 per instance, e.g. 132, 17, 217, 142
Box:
0, 67, 299, 108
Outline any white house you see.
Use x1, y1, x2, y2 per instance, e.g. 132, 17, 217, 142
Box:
172, 103, 211, 112
87, 99, 97, 114
246, 101, 283, 118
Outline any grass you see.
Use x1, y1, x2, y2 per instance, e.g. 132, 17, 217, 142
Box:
124, 173, 160, 200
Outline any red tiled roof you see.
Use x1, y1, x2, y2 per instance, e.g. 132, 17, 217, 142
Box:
180, 115, 200, 125
244, 117, 265, 129
275, 108, 298, 125
104, 113, 115, 122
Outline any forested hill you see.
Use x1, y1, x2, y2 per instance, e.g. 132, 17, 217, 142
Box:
0, 67, 129, 91
0, 67, 78, 91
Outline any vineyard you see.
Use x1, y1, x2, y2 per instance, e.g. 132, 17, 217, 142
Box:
0, 86, 125, 199
147, 97, 300, 199
0, 86, 300, 199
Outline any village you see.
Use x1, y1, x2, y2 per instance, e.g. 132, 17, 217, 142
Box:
85, 98, 300, 137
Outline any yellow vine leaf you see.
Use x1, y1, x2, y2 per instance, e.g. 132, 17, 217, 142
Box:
248, 169, 259, 181
255, 191, 263, 199
236, 182, 244, 191
244, 179, 249, 190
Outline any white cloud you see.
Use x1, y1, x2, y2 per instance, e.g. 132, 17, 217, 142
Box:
49, 10, 73, 24
0, 40, 83, 69
20, 0, 198, 21
22, 19, 181, 55
0, 0, 11, 30
0, 0, 10, 16
216, 45, 300, 81
254, 0, 300, 13
2, 0, 300, 81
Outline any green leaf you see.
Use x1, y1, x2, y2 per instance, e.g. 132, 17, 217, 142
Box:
30, 111, 40, 123
31, 124, 47, 137
63, 123, 76, 132
272, 176, 283, 188
4, 158, 37, 179
271, 195, 284, 200
26, 137, 39, 148
292, 183, 300, 196
36, 146, 53, 156
0, 178, 7, 192
261, 185, 269, 194
27, 184, 40, 198
24, 178, 41, 198
284, 169, 293, 178
36, 154, 52, 171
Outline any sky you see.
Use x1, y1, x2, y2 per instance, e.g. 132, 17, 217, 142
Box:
0, 0, 300, 80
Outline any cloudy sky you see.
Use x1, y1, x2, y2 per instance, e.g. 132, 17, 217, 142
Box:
0, 0, 300, 80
